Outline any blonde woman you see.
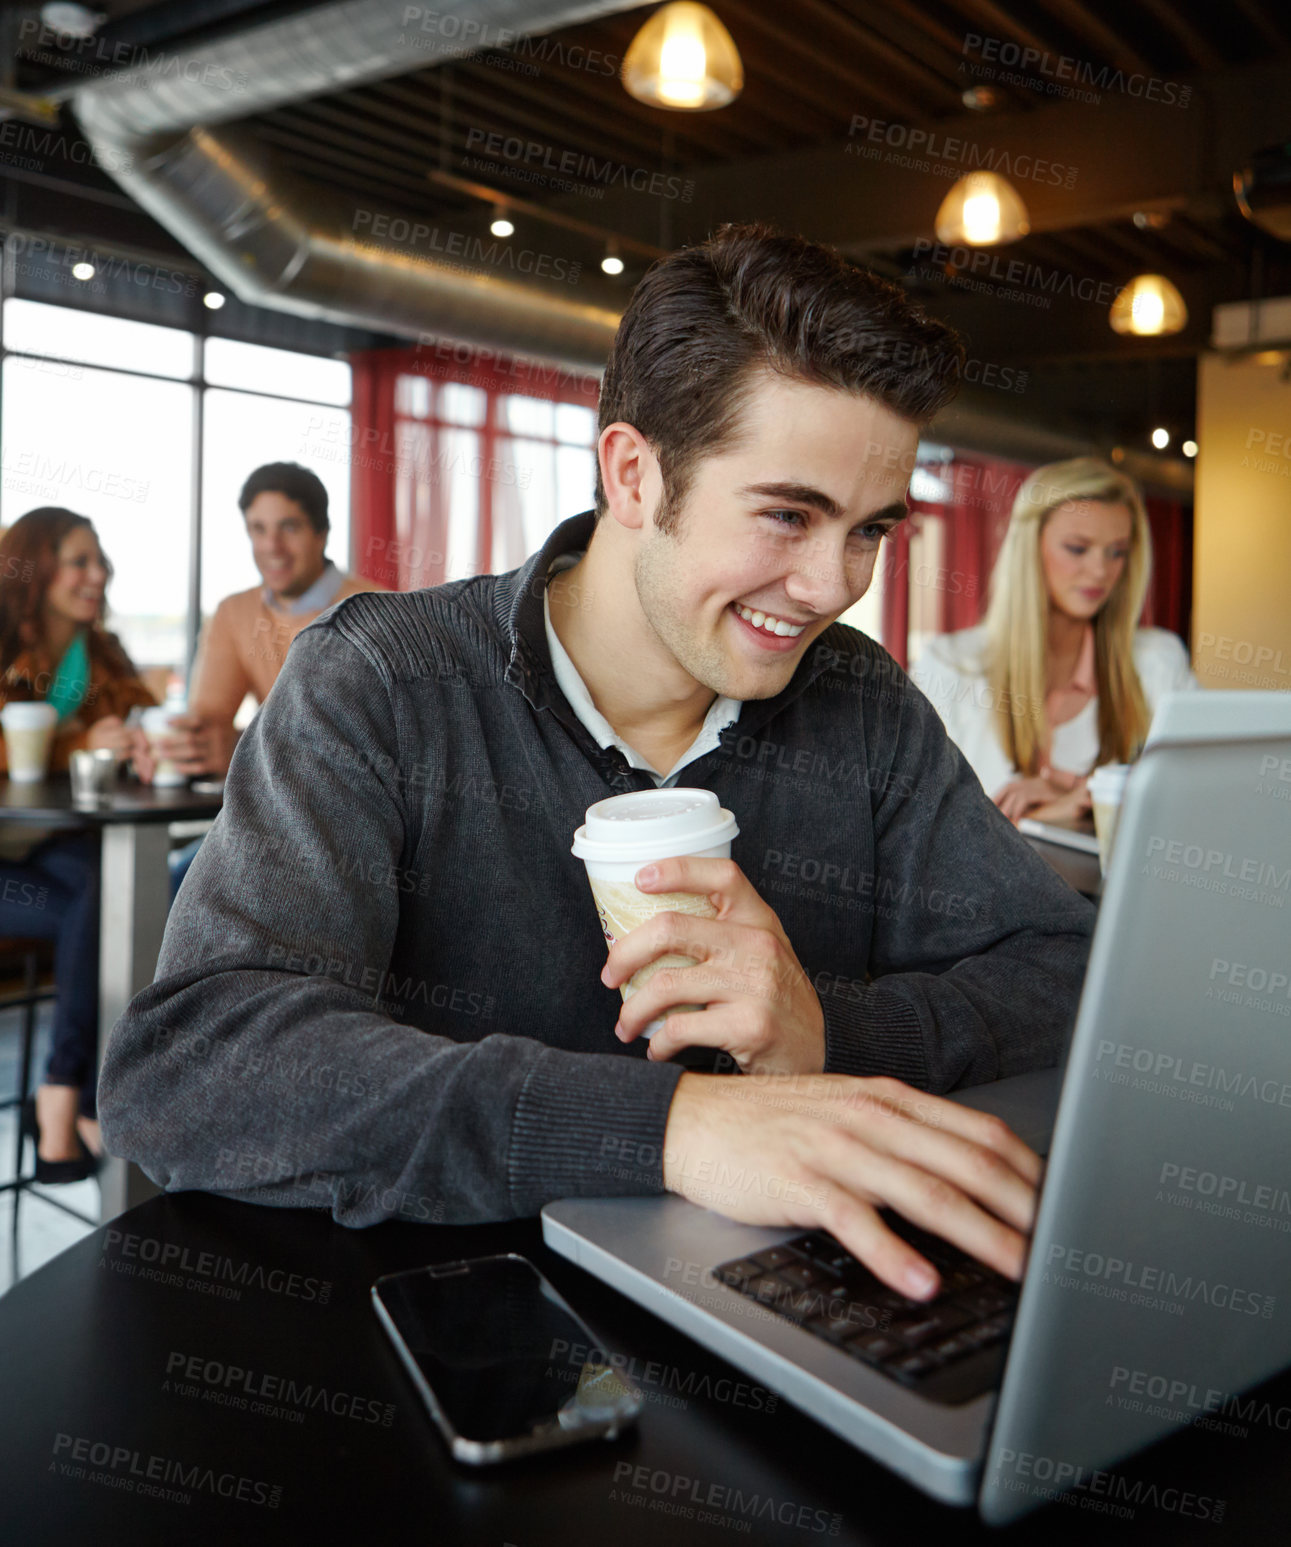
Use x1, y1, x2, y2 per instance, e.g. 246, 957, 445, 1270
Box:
910, 457, 1197, 824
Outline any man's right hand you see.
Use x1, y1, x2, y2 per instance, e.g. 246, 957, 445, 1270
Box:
155, 713, 236, 777
662, 1072, 1042, 1301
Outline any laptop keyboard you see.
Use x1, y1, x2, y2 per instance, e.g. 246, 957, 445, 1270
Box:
713, 1215, 1018, 1405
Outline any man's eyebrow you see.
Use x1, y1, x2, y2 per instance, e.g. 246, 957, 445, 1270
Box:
737, 483, 909, 527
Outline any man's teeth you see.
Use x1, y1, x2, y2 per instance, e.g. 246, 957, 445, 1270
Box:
735, 603, 805, 638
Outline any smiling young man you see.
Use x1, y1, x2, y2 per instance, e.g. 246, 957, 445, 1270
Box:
101, 227, 1094, 1302
156, 462, 379, 778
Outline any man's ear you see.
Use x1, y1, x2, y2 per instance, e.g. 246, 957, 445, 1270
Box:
598, 422, 659, 532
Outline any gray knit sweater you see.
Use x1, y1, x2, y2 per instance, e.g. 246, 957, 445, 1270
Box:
98, 513, 1094, 1227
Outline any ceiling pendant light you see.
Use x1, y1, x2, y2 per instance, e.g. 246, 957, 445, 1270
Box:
934, 171, 1029, 246
622, 2, 743, 111
1109, 274, 1188, 337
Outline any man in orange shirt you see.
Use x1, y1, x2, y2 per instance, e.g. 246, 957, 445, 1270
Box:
158, 462, 380, 778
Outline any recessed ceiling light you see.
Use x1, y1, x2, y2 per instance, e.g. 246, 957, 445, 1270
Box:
71, 261, 95, 281
1182, 439, 1198, 458
203, 291, 226, 310
1151, 427, 1170, 450
961, 86, 1001, 111
490, 216, 515, 238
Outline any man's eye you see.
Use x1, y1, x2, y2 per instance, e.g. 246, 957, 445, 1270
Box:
857, 523, 890, 543
763, 510, 806, 528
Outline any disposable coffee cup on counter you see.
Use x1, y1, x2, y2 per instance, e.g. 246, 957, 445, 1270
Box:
140, 705, 187, 787
1, 702, 57, 783
572, 788, 739, 1039
1088, 762, 1131, 872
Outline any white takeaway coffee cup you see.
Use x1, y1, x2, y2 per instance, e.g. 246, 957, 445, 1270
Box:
1088, 762, 1131, 872
572, 788, 739, 1040
1, 701, 57, 782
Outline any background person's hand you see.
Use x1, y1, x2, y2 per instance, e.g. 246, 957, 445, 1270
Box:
992, 769, 1068, 824
155, 713, 233, 777
662, 1071, 1043, 1298
1026, 781, 1092, 825
85, 715, 137, 759
603, 855, 825, 1074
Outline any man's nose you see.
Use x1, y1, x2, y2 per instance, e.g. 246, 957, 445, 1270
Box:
783, 536, 856, 614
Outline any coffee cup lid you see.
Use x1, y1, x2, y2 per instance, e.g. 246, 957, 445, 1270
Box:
572, 787, 739, 862
1088, 762, 1131, 798
1, 702, 57, 726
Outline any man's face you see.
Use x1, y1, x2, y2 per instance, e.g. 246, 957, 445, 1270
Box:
631, 374, 919, 701
244, 491, 328, 600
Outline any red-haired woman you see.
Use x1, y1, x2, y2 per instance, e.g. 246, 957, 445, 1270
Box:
0, 508, 156, 1181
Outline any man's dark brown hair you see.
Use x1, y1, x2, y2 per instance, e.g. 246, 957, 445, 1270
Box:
595, 223, 964, 529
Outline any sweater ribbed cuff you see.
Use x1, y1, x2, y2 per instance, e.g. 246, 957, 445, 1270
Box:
508, 1047, 686, 1216
822, 984, 929, 1086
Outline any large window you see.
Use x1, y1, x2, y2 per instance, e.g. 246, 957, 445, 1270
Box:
0, 299, 351, 677
387, 374, 596, 590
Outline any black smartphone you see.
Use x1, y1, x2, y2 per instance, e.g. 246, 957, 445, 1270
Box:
371, 1253, 642, 1464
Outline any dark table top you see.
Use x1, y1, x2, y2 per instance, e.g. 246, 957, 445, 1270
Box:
0, 775, 223, 826
1024, 833, 1101, 899
1, 1191, 1285, 1546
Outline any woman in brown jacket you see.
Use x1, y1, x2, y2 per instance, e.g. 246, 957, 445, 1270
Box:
0, 508, 156, 1181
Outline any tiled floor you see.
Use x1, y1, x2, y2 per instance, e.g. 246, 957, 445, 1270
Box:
0, 1004, 100, 1299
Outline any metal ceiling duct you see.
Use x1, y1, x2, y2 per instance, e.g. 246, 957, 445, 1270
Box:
71, 0, 639, 368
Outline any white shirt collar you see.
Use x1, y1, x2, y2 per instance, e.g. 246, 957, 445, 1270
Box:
542, 555, 740, 786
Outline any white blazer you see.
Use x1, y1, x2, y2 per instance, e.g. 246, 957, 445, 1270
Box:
909, 623, 1199, 797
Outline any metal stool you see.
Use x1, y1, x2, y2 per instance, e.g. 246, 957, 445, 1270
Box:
0, 939, 96, 1274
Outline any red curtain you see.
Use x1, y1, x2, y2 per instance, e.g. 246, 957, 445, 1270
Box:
883, 452, 1028, 668
348, 345, 600, 590
1142, 493, 1192, 636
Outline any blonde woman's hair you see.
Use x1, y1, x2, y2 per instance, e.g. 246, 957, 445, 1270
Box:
982, 457, 1152, 775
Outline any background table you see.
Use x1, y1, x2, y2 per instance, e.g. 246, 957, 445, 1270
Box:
1023, 833, 1101, 899
0, 1190, 1285, 1546
0, 777, 223, 1219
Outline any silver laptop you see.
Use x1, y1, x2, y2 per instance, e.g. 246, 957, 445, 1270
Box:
543, 691, 1291, 1523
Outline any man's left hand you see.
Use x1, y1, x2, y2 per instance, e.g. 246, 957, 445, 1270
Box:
602, 856, 826, 1074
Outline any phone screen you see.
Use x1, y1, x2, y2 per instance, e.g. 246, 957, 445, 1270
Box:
374, 1254, 639, 1445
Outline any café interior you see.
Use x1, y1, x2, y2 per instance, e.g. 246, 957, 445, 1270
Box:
0, 0, 1288, 1463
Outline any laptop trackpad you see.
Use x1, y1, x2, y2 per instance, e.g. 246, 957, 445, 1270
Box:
947, 1067, 1061, 1156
